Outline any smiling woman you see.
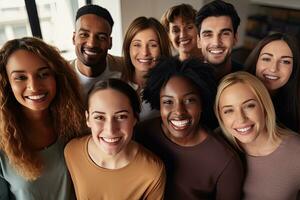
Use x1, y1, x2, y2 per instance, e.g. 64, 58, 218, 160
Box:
135, 57, 244, 200
215, 71, 300, 199
0, 37, 85, 199
245, 33, 300, 133
64, 78, 166, 200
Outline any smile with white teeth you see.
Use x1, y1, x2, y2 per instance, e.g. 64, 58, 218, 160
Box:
235, 126, 252, 134
101, 137, 121, 143
264, 74, 279, 80
83, 49, 98, 56
26, 94, 47, 100
137, 58, 153, 63
179, 39, 191, 45
209, 49, 224, 54
170, 119, 191, 129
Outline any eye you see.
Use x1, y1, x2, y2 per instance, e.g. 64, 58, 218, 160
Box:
202, 32, 212, 38
116, 114, 128, 121
97, 34, 108, 41
184, 98, 196, 104
221, 31, 231, 36
261, 57, 271, 62
187, 25, 194, 30
162, 99, 173, 105
94, 115, 105, 121
280, 59, 292, 65
79, 32, 89, 38
13, 74, 27, 81
149, 42, 159, 48
223, 108, 233, 115
131, 42, 141, 48
38, 71, 51, 79
245, 103, 256, 109
171, 27, 180, 34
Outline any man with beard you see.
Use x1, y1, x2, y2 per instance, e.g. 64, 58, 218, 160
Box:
196, 0, 241, 80
71, 4, 124, 97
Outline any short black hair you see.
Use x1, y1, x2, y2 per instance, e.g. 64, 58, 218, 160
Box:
143, 57, 218, 129
87, 79, 141, 120
75, 4, 114, 28
195, 0, 240, 34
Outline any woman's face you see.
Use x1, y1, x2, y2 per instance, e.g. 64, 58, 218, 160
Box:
218, 82, 267, 146
6, 49, 56, 114
160, 76, 202, 146
86, 88, 137, 156
256, 40, 293, 92
168, 16, 198, 54
129, 28, 161, 75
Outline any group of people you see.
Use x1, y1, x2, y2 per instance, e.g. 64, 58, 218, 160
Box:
0, 0, 300, 200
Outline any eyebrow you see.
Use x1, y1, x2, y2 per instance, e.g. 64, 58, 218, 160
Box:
160, 91, 197, 98
260, 53, 293, 59
10, 66, 50, 75
221, 98, 256, 109
131, 39, 158, 43
78, 28, 109, 37
91, 110, 129, 115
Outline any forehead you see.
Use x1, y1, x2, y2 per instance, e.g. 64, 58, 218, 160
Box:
200, 16, 233, 32
260, 40, 292, 56
6, 49, 46, 72
161, 76, 199, 97
75, 14, 112, 34
219, 82, 257, 105
88, 88, 131, 111
170, 16, 194, 26
132, 28, 158, 41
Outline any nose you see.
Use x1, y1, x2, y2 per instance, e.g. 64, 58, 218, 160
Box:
27, 77, 40, 91
269, 61, 279, 72
103, 119, 118, 135
236, 109, 247, 123
174, 102, 186, 115
212, 34, 221, 46
86, 35, 97, 47
141, 45, 150, 56
180, 29, 187, 38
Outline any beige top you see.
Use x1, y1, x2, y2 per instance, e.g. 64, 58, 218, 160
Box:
243, 133, 300, 200
64, 135, 166, 200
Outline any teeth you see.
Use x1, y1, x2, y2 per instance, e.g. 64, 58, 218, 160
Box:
170, 119, 190, 127
138, 59, 152, 63
102, 137, 121, 143
180, 39, 190, 45
84, 50, 98, 55
27, 94, 46, 100
264, 75, 279, 80
209, 49, 223, 54
236, 126, 251, 132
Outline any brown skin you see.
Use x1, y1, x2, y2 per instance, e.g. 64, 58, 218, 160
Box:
73, 14, 112, 77
160, 76, 208, 146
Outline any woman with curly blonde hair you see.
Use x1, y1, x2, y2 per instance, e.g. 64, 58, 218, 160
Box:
0, 37, 85, 199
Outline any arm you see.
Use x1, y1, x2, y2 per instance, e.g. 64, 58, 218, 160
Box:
0, 175, 9, 200
145, 164, 166, 200
216, 155, 244, 200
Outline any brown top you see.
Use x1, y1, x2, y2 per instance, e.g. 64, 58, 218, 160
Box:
135, 117, 244, 200
64, 135, 166, 200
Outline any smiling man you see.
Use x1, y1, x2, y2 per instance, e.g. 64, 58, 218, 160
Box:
196, 0, 241, 80
71, 4, 124, 97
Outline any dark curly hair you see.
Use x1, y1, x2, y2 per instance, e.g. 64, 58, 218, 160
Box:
142, 57, 217, 129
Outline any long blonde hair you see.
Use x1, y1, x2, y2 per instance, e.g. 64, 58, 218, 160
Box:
0, 37, 85, 180
214, 71, 287, 150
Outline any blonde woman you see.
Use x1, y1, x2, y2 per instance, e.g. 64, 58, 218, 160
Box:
215, 71, 300, 200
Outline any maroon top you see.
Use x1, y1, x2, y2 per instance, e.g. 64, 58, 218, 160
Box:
135, 117, 244, 200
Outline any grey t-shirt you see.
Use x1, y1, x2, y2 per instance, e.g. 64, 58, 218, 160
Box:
0, 139, 74, 200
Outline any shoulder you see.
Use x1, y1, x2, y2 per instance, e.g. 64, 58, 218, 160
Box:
64, 135, 89, 157
231, 59, 244, 72
135, 143, 165, 174
107, 54, 125, 72
69, 59, 76, 70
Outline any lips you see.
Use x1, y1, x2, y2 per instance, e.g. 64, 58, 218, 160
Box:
169, 119, 191, 130
101, 137, 122, 144
209, 48, 224, 54
25, 93, 48, 102
137, 58, 155, 64
179, 39, 191, 46
82, 48, 100, 56
234, 125, 254, 135
264, 74, 279, 80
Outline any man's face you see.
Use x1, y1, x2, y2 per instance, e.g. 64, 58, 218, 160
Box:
73, 14, 112, 68
197, 16, 237, 66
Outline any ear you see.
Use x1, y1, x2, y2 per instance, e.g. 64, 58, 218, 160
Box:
233, 32, 239, 46
197, 34, 201, 49
85, 110, 91, 128
109, 36, 112, 50
72, 32, 76, 45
